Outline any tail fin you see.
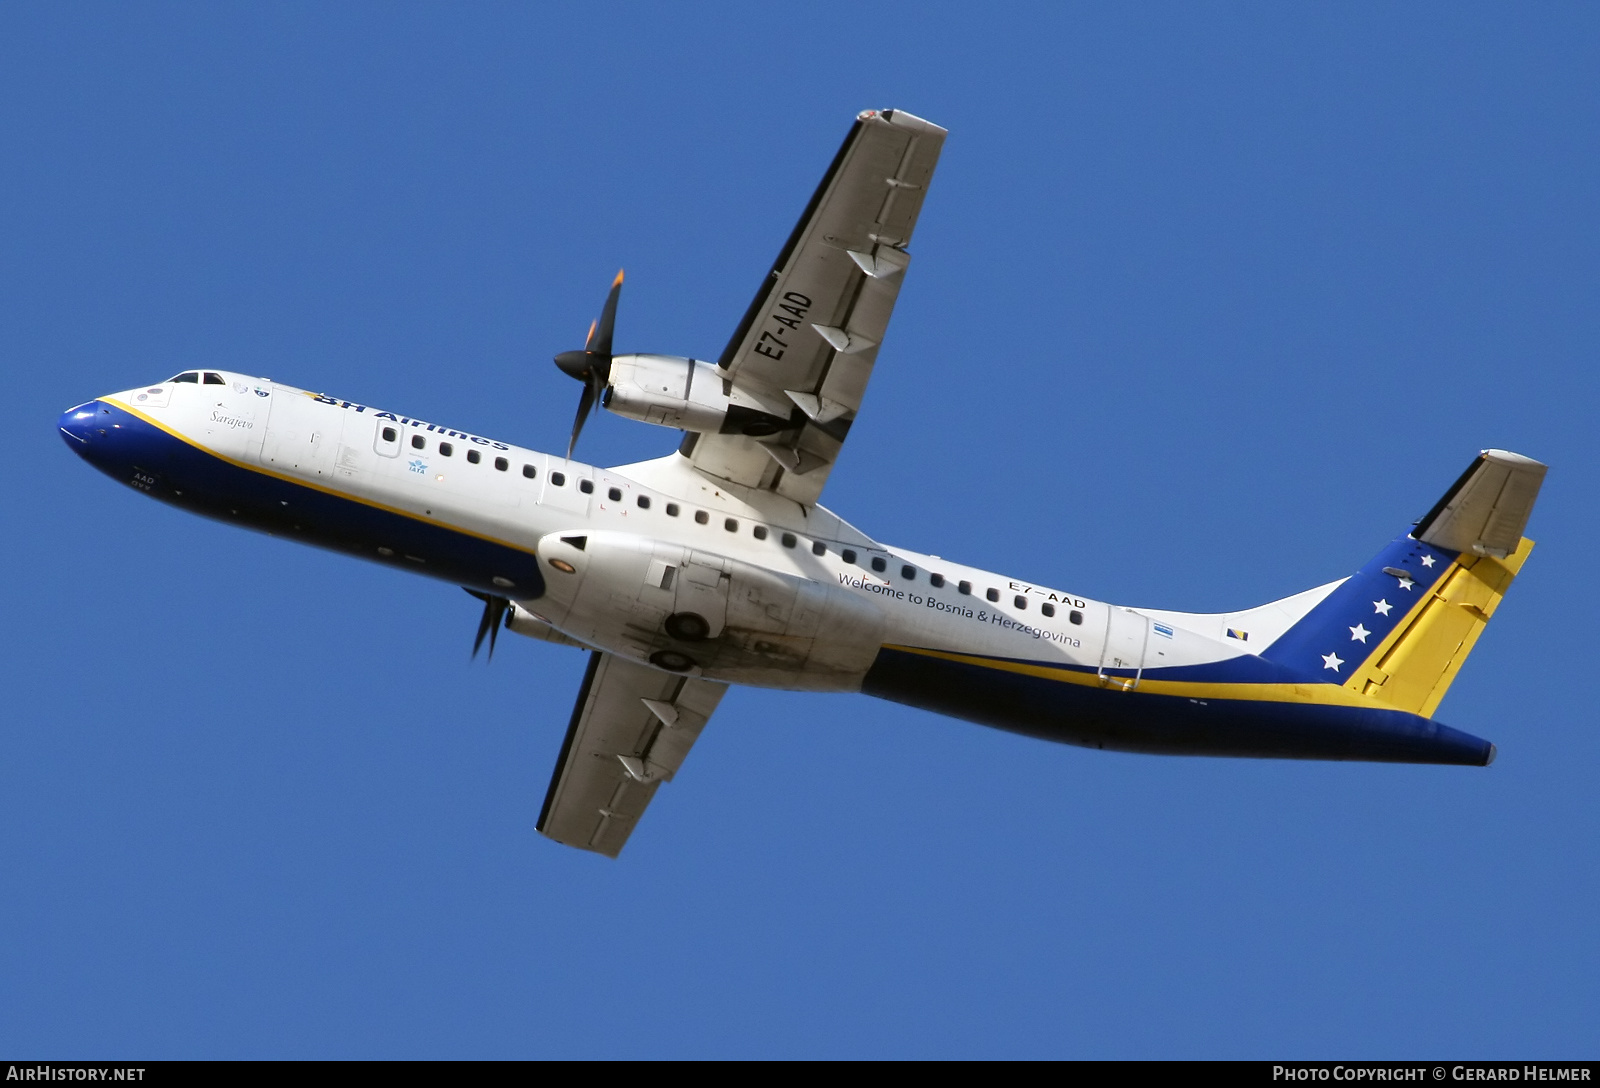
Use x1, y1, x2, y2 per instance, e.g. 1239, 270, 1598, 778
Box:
1261, 450, 1546, 715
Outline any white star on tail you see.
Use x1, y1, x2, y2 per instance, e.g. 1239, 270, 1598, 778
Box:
1322, 652, 1344, 671
1374, 599, 1393, 615
1398, 576, 1416, 591
1349, 624, 1371, 643
1420, 554, 1437, 568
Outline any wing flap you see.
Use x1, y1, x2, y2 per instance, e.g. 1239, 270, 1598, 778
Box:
538, 652, 727, 858
690, 109, 946, 505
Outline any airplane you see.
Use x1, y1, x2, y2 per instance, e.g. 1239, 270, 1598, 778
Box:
58, 108, 1547, 858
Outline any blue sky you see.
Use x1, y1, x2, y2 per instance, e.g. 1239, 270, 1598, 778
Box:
3, 2, 1597, 1058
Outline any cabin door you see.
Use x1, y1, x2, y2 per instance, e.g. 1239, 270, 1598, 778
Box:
261, 391, 337, 478
1098, 607, 1150, 690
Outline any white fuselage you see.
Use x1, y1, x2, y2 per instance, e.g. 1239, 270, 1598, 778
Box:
94, 372, 1309, 692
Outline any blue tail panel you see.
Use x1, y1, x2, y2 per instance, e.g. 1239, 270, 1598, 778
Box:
1260, 534, 1457, 683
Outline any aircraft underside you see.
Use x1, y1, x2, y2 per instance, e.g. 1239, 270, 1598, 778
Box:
864, 647, 1493, 765
58, 108, 1542, 855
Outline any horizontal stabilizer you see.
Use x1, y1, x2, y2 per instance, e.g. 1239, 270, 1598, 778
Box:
1413, 449, 1546, 559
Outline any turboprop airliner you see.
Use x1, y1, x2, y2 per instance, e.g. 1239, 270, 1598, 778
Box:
58, 109, 1546, 857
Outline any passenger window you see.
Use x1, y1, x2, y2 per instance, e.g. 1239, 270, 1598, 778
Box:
439, 442, 454, 456
171, 372, 199, 383
550, 472, 566, 486
812, 541, 826, 556
522, 464, 536, 478
901, 565, 916, 580
608, 487, 622, 501
1014, 596, 1027, 610
411, 435, 425, 449
1041, 603, 1055, 618
871, 557, 886, 573
381, 427, 397, 443
843, 549, 857, 564
579, 479, 594, 494
666, 503, 680, 517
986, 588, 1000, 603
695, 510, 709, 525
724, 518, 738, 532
494, 457, 508, 471
930, 573, 945, 588
467, 449, 481, 464
1069, 610, 1083, 625
753, 526, 768, 540
637, 495, 650, 510
781, 533, 796, 548
958, 581, 972, 595
203, 372, 226, 385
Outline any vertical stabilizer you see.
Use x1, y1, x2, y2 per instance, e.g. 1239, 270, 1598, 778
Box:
1261, 450, 1545, 716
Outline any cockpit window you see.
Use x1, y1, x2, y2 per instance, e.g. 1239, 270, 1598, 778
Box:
203, 372, 226, 385
168, 372, 199, 384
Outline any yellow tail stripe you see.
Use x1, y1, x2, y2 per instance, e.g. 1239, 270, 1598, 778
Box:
1343, 538, 1533, 715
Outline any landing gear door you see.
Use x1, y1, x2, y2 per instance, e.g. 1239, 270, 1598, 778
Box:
673, 557, 729, 639
1099, 607, 1150, 690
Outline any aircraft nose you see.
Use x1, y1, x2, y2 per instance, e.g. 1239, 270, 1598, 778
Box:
58, 402, 104, 452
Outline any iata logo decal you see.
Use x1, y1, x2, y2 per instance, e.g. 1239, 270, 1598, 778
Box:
408, 459, 427, 474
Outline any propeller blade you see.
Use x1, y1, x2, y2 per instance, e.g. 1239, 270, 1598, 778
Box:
555, 269, 625, 458
472, 596, 495, 659
487, 597, 505, 660
567, 375, 597, 458
589, 269, 624, 357
466, 589, 510, 662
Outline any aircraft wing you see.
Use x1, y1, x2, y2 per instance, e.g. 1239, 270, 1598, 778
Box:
684, 108, 947, 506
537, 651, 728, 857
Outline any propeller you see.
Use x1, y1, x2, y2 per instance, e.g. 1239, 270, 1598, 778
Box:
465, 589, 510, 661
554, 269, 624, 457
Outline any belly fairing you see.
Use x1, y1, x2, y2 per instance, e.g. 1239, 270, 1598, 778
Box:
532, 530, 885, 690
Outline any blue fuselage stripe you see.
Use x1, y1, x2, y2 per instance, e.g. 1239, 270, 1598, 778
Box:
862, 647, 1492, 765
68, 401, 546, 598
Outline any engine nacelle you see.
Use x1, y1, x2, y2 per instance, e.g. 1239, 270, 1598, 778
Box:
532, 529, 886, 691
602, 354, 794, 437
505, 602, 590, 648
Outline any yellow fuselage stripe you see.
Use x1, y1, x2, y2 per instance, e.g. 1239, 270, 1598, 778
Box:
883, 644, 1381, 710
